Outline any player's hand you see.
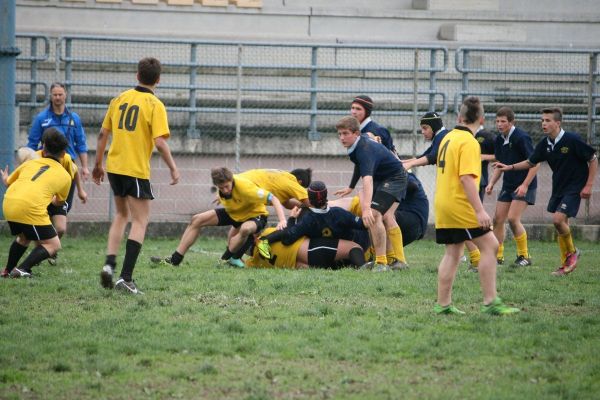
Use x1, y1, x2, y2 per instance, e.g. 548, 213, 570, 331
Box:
78, 189, 88, 204
494, 162, 510, 171
334, 187, 353, 197
514, 184, 527, 198
289, 206, 301, 218
476, 209, 493, 230
361, 208, 376, 228
170, 168, 180, 185
92, 165, 104, 185
276, 220, 287, 230
1, 165, 8, 186
485, 184, 493, 195
580, 184, 593, 199
81, 167, 90, 181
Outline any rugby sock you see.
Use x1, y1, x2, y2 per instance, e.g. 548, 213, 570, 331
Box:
387, 226, 406, 263
514, 232, 529, 258
469, 248, 481, 268
386, 252, 396, 264
120, 239, 142, 282
375, 255, 388, 265
6, 240, 28, 273
170, 251, 184, 266
105, 254, 117, 269
557, 232, 575, 264
497, 243, 505, 261
232, 236, 254, 259
18, 246, 50, 273
221, 248, 233, 261
348, 247, 366, 267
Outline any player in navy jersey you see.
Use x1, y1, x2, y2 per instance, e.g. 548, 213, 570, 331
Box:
335, 116, 408, 272
486, 107, 539, 267
401, 112, 449, 170
350, 95, 396, 154
496, 107, 597, 276
259, 181, 367, 268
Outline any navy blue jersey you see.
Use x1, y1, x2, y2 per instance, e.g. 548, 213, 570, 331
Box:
529, 131, 596, 196
362, 120, 395, 153
395, 173, 429, 234
349, 135, 405, 182
418, 128, 449, 165
276, 206, 366, 246
495, 127, 537, 191
476, 128, 495, 188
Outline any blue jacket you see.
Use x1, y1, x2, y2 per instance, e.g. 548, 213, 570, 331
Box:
28, 106, 87, 160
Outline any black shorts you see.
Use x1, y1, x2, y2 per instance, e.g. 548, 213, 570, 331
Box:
371, 172, 407, 214
215, 208, 268, 231
48, 180, 75, 217
307, 237, 339, 268
435, 227, 491, 244
396, 211, 425, 246
108, 172, 154, 200
7, 221, 57, 241
547, 193, 581, 218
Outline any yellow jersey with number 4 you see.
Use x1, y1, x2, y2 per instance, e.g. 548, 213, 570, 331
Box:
101, 87, 170, 179
3, 158, 71, 225
434, 127, 481, 229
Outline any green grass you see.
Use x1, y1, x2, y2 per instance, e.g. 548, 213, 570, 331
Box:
0, 236, 599, 399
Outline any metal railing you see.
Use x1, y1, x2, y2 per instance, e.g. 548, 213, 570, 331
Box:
15, 33, 51, 108
56, 35, 448, 139
454, 46, 600, 144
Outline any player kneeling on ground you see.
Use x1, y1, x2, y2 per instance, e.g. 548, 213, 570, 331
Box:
1, 129, 71, 278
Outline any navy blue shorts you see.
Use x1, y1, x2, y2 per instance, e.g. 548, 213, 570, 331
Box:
396, 211, 425, 246
215, 207, 268, 230
108, 173, 154, 200
435, 227, 491, 245
7, 221, 57, 241
307, 237, 339, 268
547, 193, 582, 218
498, 186, 536, 205
372, 172, 407, 214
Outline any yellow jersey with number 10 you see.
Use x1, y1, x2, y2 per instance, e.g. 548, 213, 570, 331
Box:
101, 87, 170, 179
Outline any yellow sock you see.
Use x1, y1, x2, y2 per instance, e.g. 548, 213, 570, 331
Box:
558, 232, 575, 263
497, 242, 504, 260
375, 255, 388, 265
386, 251, 396, 264
469, 248, 481, 267
514, 232, 529, 258
387, 226, 406, 263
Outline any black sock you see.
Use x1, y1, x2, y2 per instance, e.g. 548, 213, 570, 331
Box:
105, 254, 117, 269
18, 246, 50, 273
348, 247, 366, 268
6, 240, 29, 273
120, 239, 142, 282
221, 248, 233, 260
170, 251, 184, 266
232, 236, 254, 259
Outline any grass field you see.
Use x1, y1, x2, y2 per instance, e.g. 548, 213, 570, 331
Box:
0, 235, 599, 400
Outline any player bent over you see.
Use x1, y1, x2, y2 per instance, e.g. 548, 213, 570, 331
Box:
1, 130, 71, 278
152, 167, 287, 268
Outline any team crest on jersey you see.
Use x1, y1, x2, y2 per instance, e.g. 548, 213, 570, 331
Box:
477, 137, 484, 143
561, 147, 569, 154
257, 189, 265, 198
322, 228, 332, 237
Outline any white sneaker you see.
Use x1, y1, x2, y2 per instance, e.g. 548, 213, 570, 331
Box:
100, 265, 114, 289
10, 268, 31, 278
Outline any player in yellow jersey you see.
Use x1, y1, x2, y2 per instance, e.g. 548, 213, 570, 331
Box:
151, 167, 287, 268
433, 96, 519, 316
93, 57, 180, 294
238, 168, 311, 209
1, 129, 71, 278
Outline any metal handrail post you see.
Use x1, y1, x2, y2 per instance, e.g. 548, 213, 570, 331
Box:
308, 46, 320, 141
29, 37, 37, 117
412, 49, 419, 158
65, 38, 72, 104
187, 43, 200, 138
234, 44, 242, 173
428, 49, 436, 112
461, 49, 469, 106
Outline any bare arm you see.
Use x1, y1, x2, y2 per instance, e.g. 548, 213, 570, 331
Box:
360, 176, 376, 228
485, 167, 503, 195
92, 128, 111, 185
154, 135, 180, 185
460, 174, 492, 229
78, 152, 90, 181
495, 159, 534, 172
515, 163, 540, 197
402, 156, 429, 170
481, 154, 496, 162
269, 194, 288, 230
74, 171, 88, 204
581, 155, 598, 199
